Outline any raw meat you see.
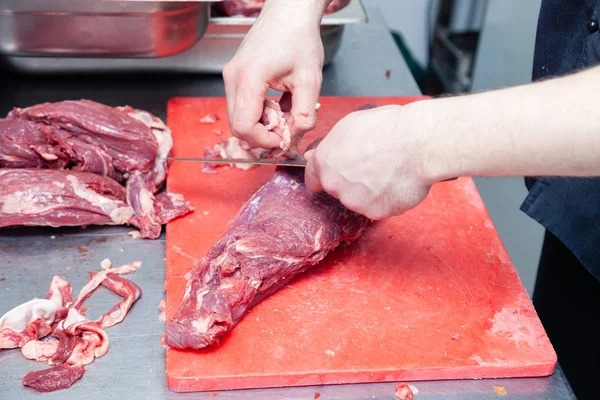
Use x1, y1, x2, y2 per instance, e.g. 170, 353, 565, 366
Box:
166, 167, 370, 349
94, 273, 143, 329
1, 100, 193, 238
202, 100, 300, 173
23, 364, 85, 392
0, 169, 135, 229
394, 383, 418, 400
214, 0, 348, 17
0, 276, 72, 349
0, 260, 142, 392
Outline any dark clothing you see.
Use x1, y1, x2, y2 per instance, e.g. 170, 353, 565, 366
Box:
524, 1, 600, 398
533, 231, 599, 399
524, 0, 600, 281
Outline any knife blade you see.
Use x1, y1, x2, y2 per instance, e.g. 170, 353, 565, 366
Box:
165, 157, 307, 168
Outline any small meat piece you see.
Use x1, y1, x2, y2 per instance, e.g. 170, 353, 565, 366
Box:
0, 169, 135, 229
262, 99, 292, 151
395, 383, 418, 400
23, 364, 85, 393
200, 113, 219, 124
0, 276, 71, 349
166, 167, 370, 349
153, 192, 195, 225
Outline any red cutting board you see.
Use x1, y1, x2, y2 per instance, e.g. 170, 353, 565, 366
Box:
165, 96, 556, 392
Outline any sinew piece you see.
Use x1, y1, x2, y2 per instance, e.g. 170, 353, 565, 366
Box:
166, 167, 370, 349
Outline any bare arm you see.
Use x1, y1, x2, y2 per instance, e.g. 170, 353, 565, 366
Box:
305, 66, 600, 219
425, 65, 600, 181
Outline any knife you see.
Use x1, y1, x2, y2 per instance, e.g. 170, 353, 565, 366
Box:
166, 157, 458, 181
165, 157, 307, 168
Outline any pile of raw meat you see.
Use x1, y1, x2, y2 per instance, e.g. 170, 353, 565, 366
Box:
0, 100, 193, 239
213, 0, 349, 17
0, 260, 142, 392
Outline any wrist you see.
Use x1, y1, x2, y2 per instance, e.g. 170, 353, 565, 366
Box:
400, 99, 466, 183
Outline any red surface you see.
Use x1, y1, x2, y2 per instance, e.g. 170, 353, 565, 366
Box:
165, 96, 556, 392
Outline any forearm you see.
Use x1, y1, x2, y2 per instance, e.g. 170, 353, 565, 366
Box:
421, 65, 600, 180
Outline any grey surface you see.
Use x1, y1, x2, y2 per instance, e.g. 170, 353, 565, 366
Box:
0, 4, 572, 400
470, 0, 544, 295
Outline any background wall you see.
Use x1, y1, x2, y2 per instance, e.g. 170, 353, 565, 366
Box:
367, 0, 544, 294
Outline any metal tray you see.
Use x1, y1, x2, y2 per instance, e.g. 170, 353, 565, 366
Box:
0, 1, 215, 58
0, 0, 366, 73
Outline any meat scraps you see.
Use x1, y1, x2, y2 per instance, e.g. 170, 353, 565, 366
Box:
214, 0, 348, 17
0, 99, 193, 238
395, 383, 418, 400
166, 167, 370, 349
0, 260, 142, 392
202, 100, 300, 174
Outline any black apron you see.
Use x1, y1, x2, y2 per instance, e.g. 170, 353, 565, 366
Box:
525, 1, 600, 398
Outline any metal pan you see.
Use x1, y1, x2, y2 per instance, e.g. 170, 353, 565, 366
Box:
0, 1, 215, 58
0, 0, 366, 73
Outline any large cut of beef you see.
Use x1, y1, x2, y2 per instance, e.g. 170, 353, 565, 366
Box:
166, 167, 370, 349
0, 99, 193, 238
214, 0, 349, 17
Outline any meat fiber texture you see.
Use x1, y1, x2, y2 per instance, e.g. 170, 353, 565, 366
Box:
0, 99, 193, 238
0, 260, 142, 392
166, 167, 370, 349
214, 0, 349, 17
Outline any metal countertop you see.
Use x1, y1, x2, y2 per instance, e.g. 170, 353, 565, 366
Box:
0, 3, 574, 399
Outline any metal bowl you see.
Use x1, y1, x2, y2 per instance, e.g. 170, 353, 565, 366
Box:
0, 1, 215, 58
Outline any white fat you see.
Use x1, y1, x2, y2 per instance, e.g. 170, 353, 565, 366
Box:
100, 259, 112, 270
166, 192, 185, 206
41, 153, 58, 161
0, 276, 67, 334
21, 339, 59, 361
0, 155, 19, 162
109, 207, 135, 224
139, 188, 155, 215
67, 175, 134, 224
128, 230, 141, 239
52, 181, 66, 189
314, 227, 324, 251
191, 317, 212, 333
315, 103, 321, 110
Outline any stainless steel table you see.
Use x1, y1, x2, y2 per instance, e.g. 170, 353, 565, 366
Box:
0, 4, 574, 399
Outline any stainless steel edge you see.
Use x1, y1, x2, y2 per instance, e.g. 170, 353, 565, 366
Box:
210, 0, 367, 26
0, 1, 213, 58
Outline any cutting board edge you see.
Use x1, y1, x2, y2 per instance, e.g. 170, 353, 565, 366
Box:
165, 361, 557, 392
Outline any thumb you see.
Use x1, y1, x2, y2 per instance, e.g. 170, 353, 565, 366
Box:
304, 149, 323, 192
